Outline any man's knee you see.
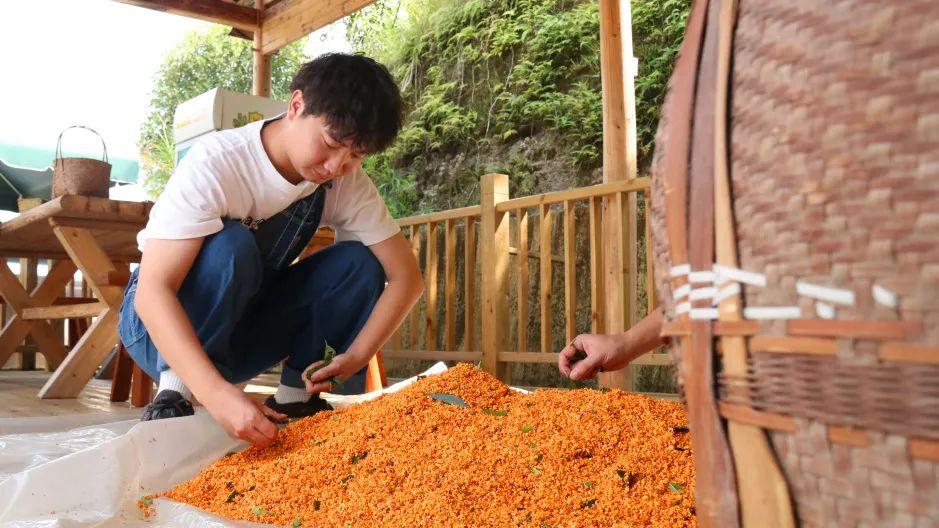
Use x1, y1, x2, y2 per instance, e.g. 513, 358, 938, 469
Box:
331, 241, 386, 291
197, 221, 263, 287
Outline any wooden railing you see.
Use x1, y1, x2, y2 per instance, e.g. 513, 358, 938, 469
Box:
384, 173, 671, 391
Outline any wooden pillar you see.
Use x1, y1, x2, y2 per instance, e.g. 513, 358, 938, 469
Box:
598, 0, 639, 390
252, 0, 271, 97
479, 174, 510, 380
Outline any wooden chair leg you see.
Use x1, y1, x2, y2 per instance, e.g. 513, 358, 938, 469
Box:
365, 350, 388, 393
109, 345, 132, 402
130, 362, 153, 407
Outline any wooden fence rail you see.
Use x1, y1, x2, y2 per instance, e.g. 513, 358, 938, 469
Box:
384, 173, 669, 392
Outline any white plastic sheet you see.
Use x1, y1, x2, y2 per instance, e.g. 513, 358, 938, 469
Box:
0, 363, 452, 527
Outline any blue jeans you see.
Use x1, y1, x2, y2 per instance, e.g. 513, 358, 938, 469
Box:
118, 220, 386, 394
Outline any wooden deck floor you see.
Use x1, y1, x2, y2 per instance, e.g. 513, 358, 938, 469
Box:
0, 370, 280, 432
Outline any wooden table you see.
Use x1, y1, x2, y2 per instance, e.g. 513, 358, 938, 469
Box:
0, 196, 151, 399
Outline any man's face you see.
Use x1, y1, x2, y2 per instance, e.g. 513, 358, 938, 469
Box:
284, 92, 366, 185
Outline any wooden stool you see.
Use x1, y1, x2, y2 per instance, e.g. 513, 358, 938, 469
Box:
109, 343, 153, 407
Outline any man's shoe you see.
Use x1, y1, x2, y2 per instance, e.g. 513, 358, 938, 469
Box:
141, 390, 195, 421
264, 394, 331, 419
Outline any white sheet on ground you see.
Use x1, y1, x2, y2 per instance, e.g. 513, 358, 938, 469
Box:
0, 362, 455, 527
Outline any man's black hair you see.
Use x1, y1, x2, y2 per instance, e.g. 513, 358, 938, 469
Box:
289, 53, 403, 154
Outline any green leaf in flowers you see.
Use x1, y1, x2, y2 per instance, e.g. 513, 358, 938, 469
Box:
225, 491, 238, 503
313, 500, 321, 511
139, 496, 153, 506
293, 517, 302, 527
668, 482, 685, 493
427, 392, 469, 407
482, 407, 509, 416
521, 423, 535, 433
580, 499, 597, 509
532, 466, 543, 475
582, 481, 595, 488
250, 507, 270, 515
350, 451, 368, 464
306, 341, 338, 382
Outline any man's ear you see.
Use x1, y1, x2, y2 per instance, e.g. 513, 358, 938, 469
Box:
287, 90, 305, 119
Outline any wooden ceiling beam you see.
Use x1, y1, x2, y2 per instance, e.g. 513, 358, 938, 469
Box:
112, 0, 260, 30
260, 0, 377, 54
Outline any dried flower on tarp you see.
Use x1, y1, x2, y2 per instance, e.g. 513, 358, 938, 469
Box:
164, 364, 695, 527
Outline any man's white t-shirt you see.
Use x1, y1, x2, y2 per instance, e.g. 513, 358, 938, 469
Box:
137, 116, 400, 252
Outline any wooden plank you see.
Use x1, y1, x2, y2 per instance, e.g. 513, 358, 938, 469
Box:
381, 349, 482, 363
396, 206, 481, 228
749, 335, 837, 355
39, 226, 131, 398
539, 204, 553, 354
463, 217, 476, 352
130, 363, 154, 407
479, 174, 510, 379
499, 352, 559, 364
92, 269, 131, 287
252, 0, 271, 97
787, 319, 921, 341
598, 191, 630, 390
517, 209, 529, 352
589, 196, 604, 334
629, 353, 674, 366
880, 342, 939, 364
910, 438, 939, 462
47, 218, 144, 232
408, 225, 422, 349
507, 246, 563, 263
21, 303, 107, 320
261, 0, 378, 54
496, 178, 650, 213
111, 0, 259, 30
424, 222, 439, 350
39, 309, 119, 399
0, 261, 73, 370
711, 0, 792, 523
563, 200, 576, 344
444, 219, 457, 351
718, 402, 798, 433
18, 257, 38, 370
365, 350, 388, 392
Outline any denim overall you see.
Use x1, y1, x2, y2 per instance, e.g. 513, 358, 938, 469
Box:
118, 184, 386, 395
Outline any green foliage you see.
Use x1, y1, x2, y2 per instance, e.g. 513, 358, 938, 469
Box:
139, 26, 307, 197
345, 0, 689, 214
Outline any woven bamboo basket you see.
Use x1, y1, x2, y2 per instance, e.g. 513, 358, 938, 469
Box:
649, 1, 939, 526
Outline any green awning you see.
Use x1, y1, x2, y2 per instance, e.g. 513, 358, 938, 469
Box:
0, 142, 140, 184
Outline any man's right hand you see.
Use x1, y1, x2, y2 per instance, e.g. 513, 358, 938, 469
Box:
200, 382, 286, 447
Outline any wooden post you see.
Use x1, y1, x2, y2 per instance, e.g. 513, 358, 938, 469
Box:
444, 219, 457, 351
563, 200, 576, 344
539, 204, 553, 354
517, 209, 529, 353
463, 217, 477, 352
425, 222, 439, 350
18, 258, 38, 370
480, 174, 509, 380
589, 196, 605, 334
408, 225, 422, 349
598, 0, 638, 390
252, 0, 270, 98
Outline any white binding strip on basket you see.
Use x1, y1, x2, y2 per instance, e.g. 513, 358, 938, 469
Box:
690, 308, 719, 320
689, 287, 717, 302
713, 282, 741, 305
816, 302, 836, 319
743, 306, 802, 320
675, 301, 691, 315
713, 264, 767, 287
872, 284, 898, 308
670, 264, 691, 278
689, 271, 717, 284
796, 281, 855, 305
672, 283, 692, 301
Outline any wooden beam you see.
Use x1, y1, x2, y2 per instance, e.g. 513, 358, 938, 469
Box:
425, 222, 438, 350
444, 219, 457, 351
252, 0, 271, 97
261, 0, 378, 54
21, 303, 107, 321
463, 217, 477, 352
517, 210, 529, 353
111, 0, 259, 30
